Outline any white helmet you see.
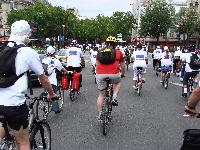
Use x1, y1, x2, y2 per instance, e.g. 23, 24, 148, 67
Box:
164, 46, 169, 51
156, 46, 161, 49
47, 46, 55, 54
10, 20, 31, 36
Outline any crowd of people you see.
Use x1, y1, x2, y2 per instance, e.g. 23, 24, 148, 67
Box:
1, 19, 200, 149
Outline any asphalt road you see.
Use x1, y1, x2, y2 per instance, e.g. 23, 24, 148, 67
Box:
31, 52, 200, 150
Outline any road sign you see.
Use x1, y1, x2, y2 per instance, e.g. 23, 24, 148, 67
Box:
58, 35, 64, 42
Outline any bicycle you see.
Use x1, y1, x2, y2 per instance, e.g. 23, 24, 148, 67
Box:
102, 78, 113, 136
68, 70, 80, 101
0, 94, 52, 150
155, 60, 161, 77
136, 67, 143, 96
161, 66, 172, 89
35, 86, 64, 121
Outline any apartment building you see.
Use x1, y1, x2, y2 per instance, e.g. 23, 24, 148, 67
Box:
0, 0, 47, 39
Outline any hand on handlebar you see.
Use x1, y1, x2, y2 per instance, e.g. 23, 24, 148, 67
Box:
47, 93, 59, 101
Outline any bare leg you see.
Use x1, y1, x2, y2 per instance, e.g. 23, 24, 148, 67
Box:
0, 123, 5, 139
97, 90, 106, 112
13, 127, 30, 150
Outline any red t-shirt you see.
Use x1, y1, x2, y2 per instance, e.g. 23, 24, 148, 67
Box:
96, 49, 124, 74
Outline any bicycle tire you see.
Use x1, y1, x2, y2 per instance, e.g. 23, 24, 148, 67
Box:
58, 87, 64, 111
164, 78, 168, 89
36, 99, 50, 121
102, 98, 109, 136
138, 82, 141, 96
30, 121, 51, 150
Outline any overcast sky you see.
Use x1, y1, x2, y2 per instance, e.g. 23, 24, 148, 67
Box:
48, 0, 186, 18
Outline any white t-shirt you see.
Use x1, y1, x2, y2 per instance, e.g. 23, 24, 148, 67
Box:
153, 48, 162, 59
132, 50, 147, 69
161, 52, 173, 67
90, 50, 98, 67
174, 50, 182, 59
42, 57, 63, 86
65, 47, 83, 67
181, 52, 200, 73
0, 47, 44, 106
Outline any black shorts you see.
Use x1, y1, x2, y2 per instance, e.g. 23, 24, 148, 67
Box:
65, 66, 82, 73
0, 103, 29, 131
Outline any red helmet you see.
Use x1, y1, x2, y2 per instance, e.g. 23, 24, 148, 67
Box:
195, 49, 200, 53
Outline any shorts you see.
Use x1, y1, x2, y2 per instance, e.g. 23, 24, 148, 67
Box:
161, 65, 172, 73
153, 59, 161, 68
133, 67, 145, 80
183, 72, 198, 85
65, 66, 82, 73
0, 103, 29, 131
96, 73, 121, 91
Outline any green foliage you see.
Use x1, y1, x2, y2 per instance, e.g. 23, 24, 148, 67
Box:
7, 2, 136, 44
139, 0, 175, 40
175, 7, 199, 37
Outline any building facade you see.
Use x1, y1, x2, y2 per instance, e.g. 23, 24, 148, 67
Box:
0, 0, 47, 39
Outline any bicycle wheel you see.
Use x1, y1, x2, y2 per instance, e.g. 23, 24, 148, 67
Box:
36, 99, 50, 121
164, 77, 168, 89
30, 121, 51, 150
58, 87, 64, 111
137, 82, 142, 96
102, 98, 109, 136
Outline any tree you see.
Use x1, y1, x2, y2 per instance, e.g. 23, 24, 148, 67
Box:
175, 7, 199, 42
139, 0, 175, 44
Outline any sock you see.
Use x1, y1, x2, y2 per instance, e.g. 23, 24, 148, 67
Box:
113, 94, 117, 100
184, 88, 187, 93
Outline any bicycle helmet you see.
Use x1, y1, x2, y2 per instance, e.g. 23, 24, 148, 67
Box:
106, 36, 117, 43
164, 46, 169, 51
47, 46, 55, 55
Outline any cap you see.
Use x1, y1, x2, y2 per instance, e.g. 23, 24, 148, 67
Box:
11, 20, 31, 36
47, 46, 55, 54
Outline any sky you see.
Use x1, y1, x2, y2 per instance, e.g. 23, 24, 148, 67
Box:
48, 0, 186, 18
48, 0, 133, 18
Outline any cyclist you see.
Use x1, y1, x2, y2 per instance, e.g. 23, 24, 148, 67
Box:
160, 46, 173, 83
153, 46, 162, 70
96, 36, 125, 119
131, 44, 148, 89
173, 46, 182, 75
65, 42, 85, 88
90, 45, 98, 74
42, 46, 68, 113
181, 45, 199, 97
0, 20, 56, 150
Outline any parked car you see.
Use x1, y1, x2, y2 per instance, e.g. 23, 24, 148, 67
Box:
55, 49, 67, 66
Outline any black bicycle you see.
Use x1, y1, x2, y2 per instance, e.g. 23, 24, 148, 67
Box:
0, 95, 52, 150
161, 66, 172, 89
102, 78, 113, 136
35, 87, 64, 121
136, 67, 143, 96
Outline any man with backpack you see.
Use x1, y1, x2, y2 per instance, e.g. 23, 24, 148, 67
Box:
181, 45, 200, 97
42, 46, 68, 113
96, 36, 125, 120
0, 20, 56, 150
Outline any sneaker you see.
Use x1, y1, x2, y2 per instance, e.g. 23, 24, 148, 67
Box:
55, 109, 61, 114
111, 99, 118, 106
160, 81, 163, 84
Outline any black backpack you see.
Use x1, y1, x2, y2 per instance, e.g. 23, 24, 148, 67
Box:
0, 43, 24, 88
97, 47, 116, 64
189, 53, 200, 70
180, 129, 200, 150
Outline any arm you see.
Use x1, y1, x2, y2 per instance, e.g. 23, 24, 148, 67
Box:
38, 74, 55, 98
